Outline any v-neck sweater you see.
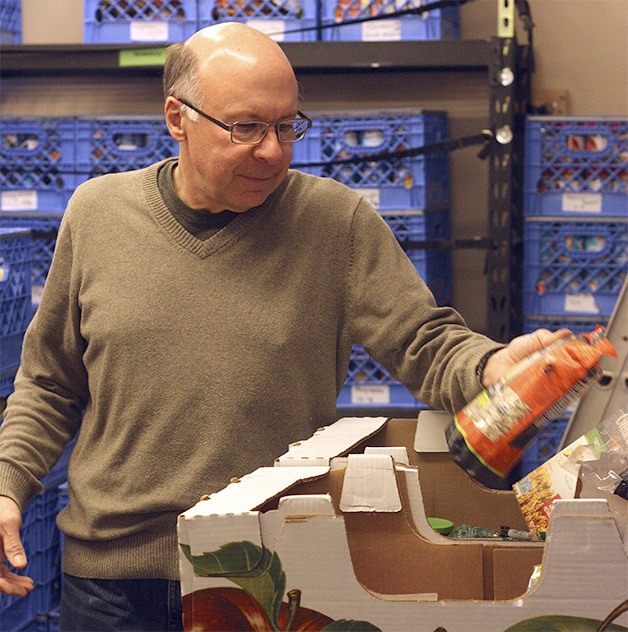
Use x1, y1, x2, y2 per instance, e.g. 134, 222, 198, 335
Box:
0, 159, 500, 580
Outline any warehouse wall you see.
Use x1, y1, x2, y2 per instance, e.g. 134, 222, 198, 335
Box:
5, 0, 628, 333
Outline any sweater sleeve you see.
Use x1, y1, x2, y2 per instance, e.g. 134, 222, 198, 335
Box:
346, 199, 502, 413
0, 210, 87, 509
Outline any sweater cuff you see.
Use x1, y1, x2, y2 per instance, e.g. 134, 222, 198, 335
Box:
0, 464, 40, 510
475, 347, 503, 388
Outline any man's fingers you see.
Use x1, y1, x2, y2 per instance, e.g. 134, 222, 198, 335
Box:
0, 563, 34, 597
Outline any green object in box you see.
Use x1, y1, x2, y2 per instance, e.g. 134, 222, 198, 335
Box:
427, 517, 454, 535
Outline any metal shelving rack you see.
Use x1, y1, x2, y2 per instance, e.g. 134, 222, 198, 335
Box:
0, 34, 530, 343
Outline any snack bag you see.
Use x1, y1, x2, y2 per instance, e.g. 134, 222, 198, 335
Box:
446, 326, 617, 488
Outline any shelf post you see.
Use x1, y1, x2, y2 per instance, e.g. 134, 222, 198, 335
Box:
486, 36, 530, 342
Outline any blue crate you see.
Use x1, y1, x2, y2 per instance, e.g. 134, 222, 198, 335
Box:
84, 0, 198, 44
523, 315, 609, 336
0, 0, 21, 44
519, 416, 570, 477
75, 116, 179, 183
0, 368, 16, 399
338, 345, 425, 408
198, 0, 318, 42
523, 218, 626, 318
292, 109, 450, 210
0, 213, 63, 307
524, 116, 628, 218
0, 487, 62, 632
380, 207, 450, 243
1, 228, 33, 374
0, 118, 77, 213
320, 0, 459, 41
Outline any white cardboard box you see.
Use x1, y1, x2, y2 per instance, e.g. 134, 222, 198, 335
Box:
178, 416, 628, 630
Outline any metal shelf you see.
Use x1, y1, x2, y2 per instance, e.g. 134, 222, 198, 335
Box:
0, 40, 492, 77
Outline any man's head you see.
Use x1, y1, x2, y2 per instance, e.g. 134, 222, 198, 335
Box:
163, 23, 303, 214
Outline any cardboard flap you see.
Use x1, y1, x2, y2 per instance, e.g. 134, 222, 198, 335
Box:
365, 445, 410, 465
340, 453, 402, 513
277, 494, 336, 517
275, 416, 388, 466
414, 410, 452, 453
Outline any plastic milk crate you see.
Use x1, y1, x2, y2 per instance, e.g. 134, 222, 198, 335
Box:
523, 217, 627, 318
197, 0, 318, 42
338, 345, 426, 409
84, 0, 198, 44
0, 487, 62, 632
0, 228, 33, 375
292, 109, 450, 211
319, 0, 459, 41
523, 315, 608, 336
0, 0, 21, 43
74, 116, 179, 184
524, 116, 628, 218
0, 368, 16, 399
0, 117, 76, 213
0, 212, 64, 307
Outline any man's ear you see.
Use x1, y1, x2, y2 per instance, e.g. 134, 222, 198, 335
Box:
164, 97, 186, 142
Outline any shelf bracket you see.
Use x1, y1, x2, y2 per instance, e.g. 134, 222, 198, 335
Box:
498, 0, 516, 38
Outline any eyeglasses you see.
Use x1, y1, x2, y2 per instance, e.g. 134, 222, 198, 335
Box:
176, 98, 312, 145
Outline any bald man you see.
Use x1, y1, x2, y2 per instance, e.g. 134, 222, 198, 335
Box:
0, 23, 568, 629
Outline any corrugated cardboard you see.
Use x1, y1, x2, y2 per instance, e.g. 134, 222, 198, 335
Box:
178, 418, 628, 630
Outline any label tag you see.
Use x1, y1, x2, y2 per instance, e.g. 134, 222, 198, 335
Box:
561, 193, 602, 213
354, 188, 380, 209
351, 384, 390, 404
119, 47, 167, 67
246, 19, 286, 41
1, 190, 37, 211
565, 293, 599, 314
129, 21, 169, 42
362, 19, 401, 41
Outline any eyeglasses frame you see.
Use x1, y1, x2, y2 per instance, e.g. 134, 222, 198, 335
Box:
174, 97, 312, 145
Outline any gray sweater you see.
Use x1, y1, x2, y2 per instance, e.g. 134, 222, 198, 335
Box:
0, 161, 500, 579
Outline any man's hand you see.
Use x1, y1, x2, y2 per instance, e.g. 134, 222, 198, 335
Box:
0, 495, 34, 597
481, 328, 572, 388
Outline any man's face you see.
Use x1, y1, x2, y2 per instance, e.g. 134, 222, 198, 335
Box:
176, 64, 298, 214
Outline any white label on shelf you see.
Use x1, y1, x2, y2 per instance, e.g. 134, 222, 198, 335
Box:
130, 21, 169, 42
564, 293, 599, 314
362, 19, 402, 41
246, 20, 285, 41
354, 188, 380, 209
351, 385, 390, 404
561, 193, 602, 213
1, 190, 37, 211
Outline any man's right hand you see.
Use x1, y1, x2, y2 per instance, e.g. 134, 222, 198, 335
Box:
0, 495, 34, 597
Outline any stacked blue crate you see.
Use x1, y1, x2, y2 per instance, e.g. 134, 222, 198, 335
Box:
0, 228, 32, 378
0, 117, 77, 310
0, 487, 62, 632
0, 0, 21, 44
74, 115, 179, 186
319, 0, 459, 42
293, 109, 451, 409
84, 0, 198, 44
522, 115, 628, 470
197, 0, 318, 41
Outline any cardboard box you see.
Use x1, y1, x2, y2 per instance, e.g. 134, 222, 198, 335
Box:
178, 416, 628, 630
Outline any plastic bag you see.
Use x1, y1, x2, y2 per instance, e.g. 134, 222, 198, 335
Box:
446, 326, 617, 487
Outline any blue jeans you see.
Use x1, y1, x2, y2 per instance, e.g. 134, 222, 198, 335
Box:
60, 573, 183, 631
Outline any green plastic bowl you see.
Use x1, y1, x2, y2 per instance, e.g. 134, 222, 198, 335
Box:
427, 516, 454, 535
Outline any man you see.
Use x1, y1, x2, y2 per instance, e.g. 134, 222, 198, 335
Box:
0, 23, 568, 630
